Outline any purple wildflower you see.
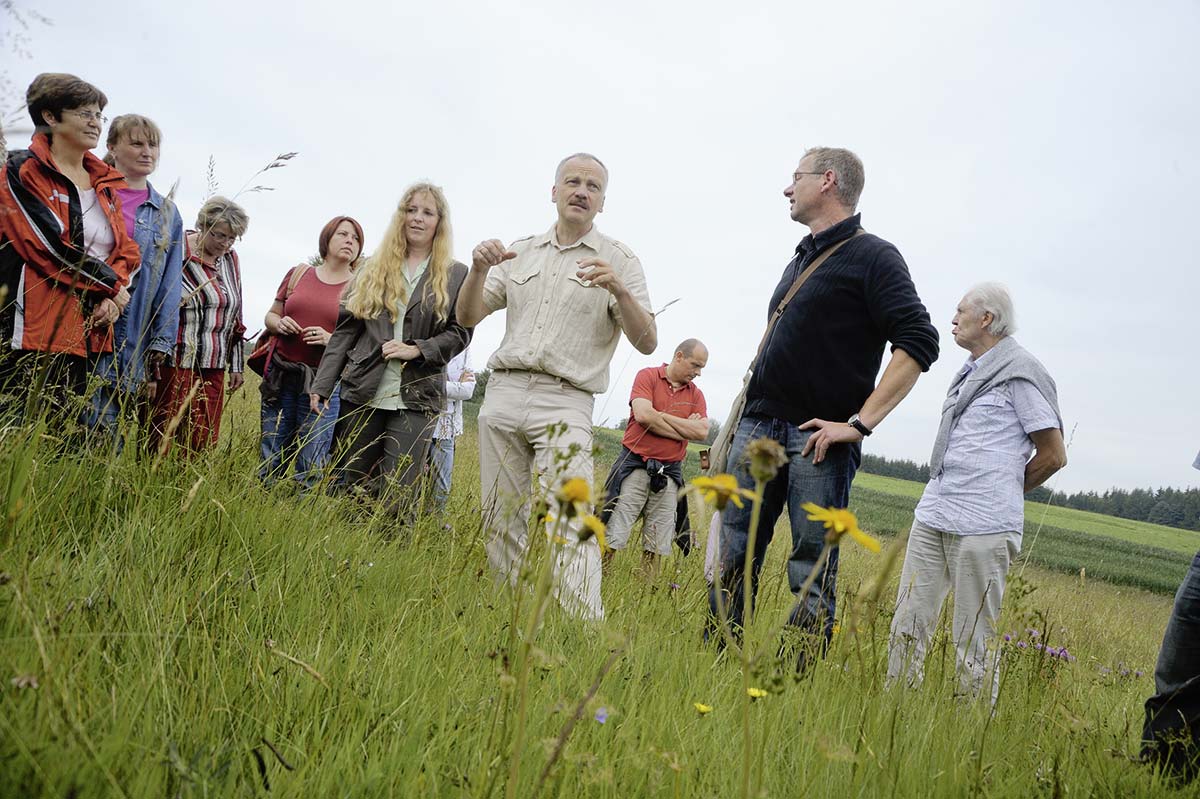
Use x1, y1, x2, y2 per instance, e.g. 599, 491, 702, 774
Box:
1135, 670, 1144, 678
1034, 643, 1044, 651
670, 583, 681, 591
1028, 628, 1041, 638
1018, 641, 1027, 650
1003, 633, 1012, 642
594, 707, 608, 724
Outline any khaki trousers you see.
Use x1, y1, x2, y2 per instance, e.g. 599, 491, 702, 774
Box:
478, 370, 603, 620
606, 470, 678, 556
887, 519, 1021, 703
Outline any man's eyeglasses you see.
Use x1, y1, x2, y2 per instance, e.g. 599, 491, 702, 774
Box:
68, 110, 108, 124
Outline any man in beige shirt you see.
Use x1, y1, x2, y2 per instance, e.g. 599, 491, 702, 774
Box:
457, 153, 656, 620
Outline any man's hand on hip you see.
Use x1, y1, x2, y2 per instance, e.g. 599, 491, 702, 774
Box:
799, 418, 863, 464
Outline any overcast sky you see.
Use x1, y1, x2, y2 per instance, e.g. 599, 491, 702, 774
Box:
5, 0, 1198, 494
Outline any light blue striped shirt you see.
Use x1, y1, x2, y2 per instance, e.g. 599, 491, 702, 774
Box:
915, 352, 1059, 536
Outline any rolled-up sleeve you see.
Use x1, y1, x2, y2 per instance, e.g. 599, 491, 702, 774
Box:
864, 245, 940, 371
609, 253, 652, 325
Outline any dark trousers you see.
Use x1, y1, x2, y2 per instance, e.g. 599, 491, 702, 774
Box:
331, 400, 435, 514
0, 349, 90, 426
708, 414, 859, 642
1143, 550, 1200, 780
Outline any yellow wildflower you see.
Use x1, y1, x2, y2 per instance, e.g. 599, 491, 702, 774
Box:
693, 702, 713, 715
550, 534, 569, 545
746, 687, 768, 700
555, 477, 593, 518
688, 474, 758, 511
800, 503, 880, 552
557, 477, 592, 504
580, 514, 608, 551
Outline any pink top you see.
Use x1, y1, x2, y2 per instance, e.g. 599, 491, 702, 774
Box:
115, 187, 149, 237
273, 265, 351, 367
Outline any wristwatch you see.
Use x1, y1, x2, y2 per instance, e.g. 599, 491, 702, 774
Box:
847, 414, 872, 437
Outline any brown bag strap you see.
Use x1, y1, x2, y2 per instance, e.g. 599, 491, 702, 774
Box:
748, 228, 864, 370
284, 263, 311, 300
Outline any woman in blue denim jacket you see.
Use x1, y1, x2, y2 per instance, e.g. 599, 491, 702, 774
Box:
91, 114, 184, 440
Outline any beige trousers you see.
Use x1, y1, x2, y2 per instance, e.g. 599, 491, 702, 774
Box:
478, 370, 603, 620
606, 470, 678, 556
887, 519, 1022, 703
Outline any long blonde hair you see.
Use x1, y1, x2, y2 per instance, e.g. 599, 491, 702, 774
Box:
344, 183, 454, 323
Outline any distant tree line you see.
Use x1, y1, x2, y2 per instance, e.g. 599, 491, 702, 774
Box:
860, 453, 1200, 532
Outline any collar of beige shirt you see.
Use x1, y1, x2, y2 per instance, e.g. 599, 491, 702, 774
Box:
532, 224, 604, 252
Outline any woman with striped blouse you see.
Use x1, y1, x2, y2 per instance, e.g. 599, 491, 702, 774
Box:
148, 196, 248, 454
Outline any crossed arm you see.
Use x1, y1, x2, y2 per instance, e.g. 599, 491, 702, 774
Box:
631, 398, 710, 442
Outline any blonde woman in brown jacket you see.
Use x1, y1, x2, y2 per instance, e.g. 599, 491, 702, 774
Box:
311, 183, 471, 511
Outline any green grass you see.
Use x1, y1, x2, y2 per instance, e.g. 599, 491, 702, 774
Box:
1, 394, 1195, 797
857, 472, 1200, 555
852, 474, 1195, 594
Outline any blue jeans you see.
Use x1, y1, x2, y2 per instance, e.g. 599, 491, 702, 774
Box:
708, 414, 860, 641
1143, 550, 1200, 780
429, 437, 455, 510
259, 385, 340, 488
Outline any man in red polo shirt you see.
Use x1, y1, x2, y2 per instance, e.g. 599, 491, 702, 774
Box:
601, 339, 710, 576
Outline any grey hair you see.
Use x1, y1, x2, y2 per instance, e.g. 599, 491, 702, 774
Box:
555, 152, 609, 186
803, 146, 865, 210
196, 195, 250, 237
675, 338, 706, 357
962, 282, 1017, 337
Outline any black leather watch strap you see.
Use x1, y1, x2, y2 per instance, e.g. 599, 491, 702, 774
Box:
848, 414, 872, 437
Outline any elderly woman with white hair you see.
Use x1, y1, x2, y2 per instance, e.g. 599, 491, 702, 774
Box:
886, 282, 1068, 703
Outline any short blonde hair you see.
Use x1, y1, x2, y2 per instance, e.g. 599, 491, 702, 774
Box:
103, 114, 162, 167
195, 196, 249, 238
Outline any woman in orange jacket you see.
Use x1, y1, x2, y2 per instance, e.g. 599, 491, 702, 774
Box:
0, 73, 138, 424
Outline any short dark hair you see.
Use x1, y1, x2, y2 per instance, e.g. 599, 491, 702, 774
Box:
318, 215, 365, 264
27, 73, 107, 132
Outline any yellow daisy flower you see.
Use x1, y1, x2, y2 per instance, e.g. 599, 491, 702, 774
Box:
746, 687, 768, 700
800, 503, 880, 552
556, 477, 592, 504
555, 477, 593, 519
694, 702, 713, 715
580, 514, 608, 550
687, 474, 758, 511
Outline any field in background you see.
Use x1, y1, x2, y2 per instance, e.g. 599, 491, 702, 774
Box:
0, 395, 1191, 797
595, 426, 1197, 595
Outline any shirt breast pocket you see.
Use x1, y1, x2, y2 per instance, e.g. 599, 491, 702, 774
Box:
565, 273, 609, 317
509, 262, 542, 286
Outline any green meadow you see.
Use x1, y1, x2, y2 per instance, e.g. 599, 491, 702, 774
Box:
1, 393, 1196, 797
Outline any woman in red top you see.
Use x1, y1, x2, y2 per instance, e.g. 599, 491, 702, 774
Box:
258, 216, 363, 486
0, 73, 138, 423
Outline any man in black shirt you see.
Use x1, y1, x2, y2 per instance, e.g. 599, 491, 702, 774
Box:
708, 147, 939, 667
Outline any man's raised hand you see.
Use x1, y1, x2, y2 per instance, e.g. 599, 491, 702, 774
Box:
576, 257, 625, 296
472, 239, 516, 272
